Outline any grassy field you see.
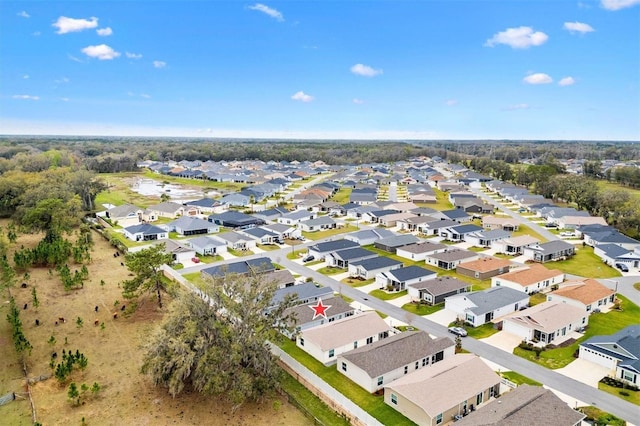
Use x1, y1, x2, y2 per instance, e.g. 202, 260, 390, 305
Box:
401, 302, 444, 316
463, 323, 500, 339
0, 226, 309, 426
368, 289, 408, 300
276, 339, 416, 426
551, 245, 621, 279
431, 188, 454, 211
529, 292, 547, 306
342, 277, 375, 287
316, 266, 344, 275
514, 294, 639, 369
510, 224, 547, 242
279, 373, 350, 426
331, 187, 352, 204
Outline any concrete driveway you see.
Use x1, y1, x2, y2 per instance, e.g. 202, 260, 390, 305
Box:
556, 359, 611, 388
387, 294, 411, 307
481, 331, 523, 353
425, 309, 457, 326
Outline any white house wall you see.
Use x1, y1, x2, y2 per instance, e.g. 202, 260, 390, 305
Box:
578, 346, 618, 371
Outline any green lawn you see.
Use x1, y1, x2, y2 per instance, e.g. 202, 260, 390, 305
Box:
287, 250, 306, 260
500, 371, 542, 387
276, 339, 417, 426
279, 372, 350, 426
228, 248, 254, 256
551, 246, 621, 279
431, 187, 454, 211
529, 292, 547, 306
331, 187, 352, 204
599, 381, 640, 406
514, 294, 640, 369
342, 277, 375, 287
402, 302, 443, 316
183, 272, 206, 287
368, 289, 408, 300
510, 224, 547, 242
578, 406, 626, 426
316, 266, 344, 275
257, 244, 281, 251
465, 323, 500, 339
302, 225, 358, 241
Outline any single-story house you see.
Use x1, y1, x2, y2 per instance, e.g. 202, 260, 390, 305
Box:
502, 301, 587, 345
440, 224, 483, 242
237, 227, 281, 245
425, 249, 480, 270
593, 244, 639, 267
184, 197, 225, 214
445, 286, 529, 327
431, 209, 471, 223
523, 240, 576, 263
104, 203, 146, 227
492, 264, 565, 294
395, 241, 448, 262
151, 239, 195, 264
263, 269, 296, 289
123, 224, 168, 242
418, 219, 458, 236
278, 210, 316, 225
307, 239, 360, 260
147, 201, 192, 218
185, 235, 227, 256
378, 212, 418, 228
455, 384, 586, 426
163, 216, 219, 236
263, 223, 302, 240
457, 257, 512, 280
298, 216, 337, 232
282, 296, 356, 339
201, 257, 274, 278
374, 234, 420, 253
208, 211, 265, 229
338, 331, 455, 393
464, 229, 511, 248
376, 266, 437, 292
271, 282, 333, 311
557, 215, 608, 230
547, 278, 616, 314
579, 325, 640, 385
253, 206, 289, 223
326, 247, 378, 269
384, 354, 501, 426
408, 276, 472, 305
396, 215, 439, 232
493, 235, 540, 255
214, 231, 258, 251
344, 228, 396, 246
482, 215, 519, 232
348, 256, 403, 280
297, 311, 392, 365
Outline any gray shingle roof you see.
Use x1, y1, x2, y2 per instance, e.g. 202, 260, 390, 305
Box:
341, 331, 454, 377
462, 287, 529, 316
124, 224, 165, 234
332, 247, 377, 261
385, 266, 436, 282
310, 239, 360, 253
409, 276, 471, 295
375, 234, 420, 247
350, 256, 403, 270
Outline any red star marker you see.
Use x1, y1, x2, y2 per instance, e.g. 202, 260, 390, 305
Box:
309, 298, 332, 320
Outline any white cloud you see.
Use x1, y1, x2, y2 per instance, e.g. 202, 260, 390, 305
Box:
55, 77, 70, 84
563, 21, 595, 33
53, 16, 98, 34
504, 103, 530, 111
140, 93, 151, 99
484, 26, 548, 49
17, 11, 30, 18
291, 91, 314, 102
352, 98, 365, 104
61, 97, 70, 102
23, 74, 29, 79
153, 60, 166, 68
96, 27, 113, 36
68, 54, 83, 63
248, 3, 284, 21
32, 31, 41, 36
601, 0, 640, 10
558, 76, 576, 86
81, 44, 121, 60
125, 52, 142, 59
523, 73, 553, 84
12, 95, 39, 100
445, 99, 458, 106
350, 63, 383, 77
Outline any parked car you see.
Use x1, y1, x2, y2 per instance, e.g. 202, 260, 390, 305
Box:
615, 263, 629, 272
448, 326, 468, 337
302, 255, 315, 263
560, 232, 576, 237
544, 223, 558, 228
191, 257, 201, 264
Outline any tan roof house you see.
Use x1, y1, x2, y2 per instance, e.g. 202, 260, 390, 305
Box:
482, 215, 520, 232
493, 235, 539, 255
502, 301, 588, 345
455, 384, 585, 426
491, 264, 564, 294
547, 278, 616, 314
384, 354, 501, 426
337, 331, 455, 393
296, 311, 392, 365
457, 257, 512, 280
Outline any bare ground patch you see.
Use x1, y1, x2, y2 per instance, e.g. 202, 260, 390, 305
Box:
1, 225, 310, 425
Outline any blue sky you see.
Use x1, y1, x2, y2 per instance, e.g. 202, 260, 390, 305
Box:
1, 0, 639, 140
